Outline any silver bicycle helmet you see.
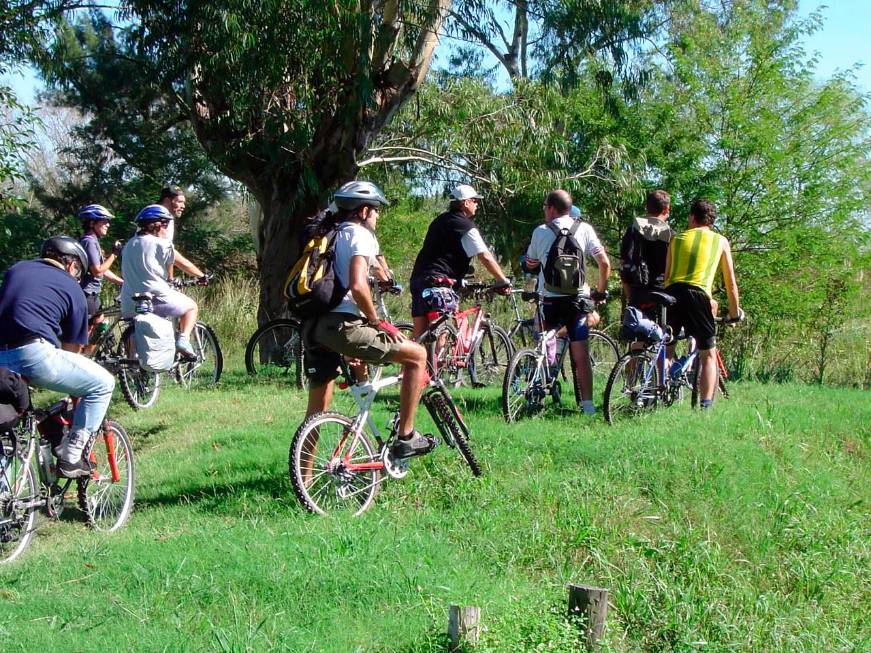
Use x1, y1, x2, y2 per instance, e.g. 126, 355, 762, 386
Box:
333, 181, 390, 211
40, 235, 88, 272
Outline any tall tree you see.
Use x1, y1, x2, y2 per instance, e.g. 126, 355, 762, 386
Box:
44, 1, 451, 321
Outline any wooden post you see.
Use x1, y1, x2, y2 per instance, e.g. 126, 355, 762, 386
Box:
448, 605, 481, 650
568, 584, 608, 652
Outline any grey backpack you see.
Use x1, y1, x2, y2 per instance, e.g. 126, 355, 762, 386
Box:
543, 219, 585, 294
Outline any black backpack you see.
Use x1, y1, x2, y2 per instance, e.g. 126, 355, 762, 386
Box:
620, 228, 650, 287
283, 225, 347, 319
542, 219, 585, 294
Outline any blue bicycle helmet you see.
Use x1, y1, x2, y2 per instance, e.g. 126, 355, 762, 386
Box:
569, 205, 581, 219
77, 204, 114, 222
134, 204, 173, 223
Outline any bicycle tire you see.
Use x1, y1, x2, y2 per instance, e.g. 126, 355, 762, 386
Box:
244, 318, 304, 386
422, 387, 481, 476
178, 322, 223, 387
77, 420, 135, 531
117, 325, 161, 410
501, 348, 545, 422
289, 412, 380, 516
0, 443, 38, 564
426, 322, 460, 385
469, 324, 512, 387
603, 352, 658, 425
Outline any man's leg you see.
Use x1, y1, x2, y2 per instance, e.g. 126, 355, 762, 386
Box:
570, 340, 595, 414
301, 380, 334, 485
389, 341, 427, 436
697, 348, 718, 407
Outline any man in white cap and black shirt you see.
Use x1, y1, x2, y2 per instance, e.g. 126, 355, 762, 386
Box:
409, 184, 511, 339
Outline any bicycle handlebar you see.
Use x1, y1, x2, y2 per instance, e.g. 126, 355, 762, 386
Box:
171, 273, 213, 288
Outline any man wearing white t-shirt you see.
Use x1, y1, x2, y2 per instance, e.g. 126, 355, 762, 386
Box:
157, 185, 207, 282
303, 181, 434, 459
524, 190, 611, 415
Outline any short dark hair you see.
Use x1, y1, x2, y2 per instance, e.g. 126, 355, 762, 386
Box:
449, 199, 464, 212
545, 189, 572, 214
646, 190, 670, 215
690, 198, 717, 226
159, 185, 184, 201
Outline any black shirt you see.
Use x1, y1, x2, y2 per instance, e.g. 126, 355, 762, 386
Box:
410, 210, 479, 282
0, 259, 89, 348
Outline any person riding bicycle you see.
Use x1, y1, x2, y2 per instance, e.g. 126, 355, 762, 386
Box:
119, 204, 204, 360
664, 198, 742, 409
409, 184, 511, 340
78, 204, 124, 348
522, 190, 612, 415
156, 185, 208, 282
302, 181, 434, 459
619, 190, 673, 317
0, 236, 116, 478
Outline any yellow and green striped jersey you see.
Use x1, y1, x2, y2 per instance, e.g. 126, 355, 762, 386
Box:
665, 228, 726, 296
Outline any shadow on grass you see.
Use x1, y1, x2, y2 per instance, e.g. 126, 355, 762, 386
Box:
135, 474, 306, 515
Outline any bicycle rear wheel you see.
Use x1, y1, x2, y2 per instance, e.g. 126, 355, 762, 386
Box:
0, 435, 38, 564
469, 324, 512, 387
502, 349, 546, 422
77, 420, 135, 531
289, 412, 381, 516
178, 322, 223, 387
603, 352, 658, 425
244, 318, 304, 386
118, 326, 161, 410
426, 322, 460, 386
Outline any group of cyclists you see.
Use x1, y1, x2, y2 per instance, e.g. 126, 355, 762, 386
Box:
0, 178, 743, 481
0, 186, 207, 479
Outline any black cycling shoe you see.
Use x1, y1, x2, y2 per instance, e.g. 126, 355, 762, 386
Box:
389, 431, 437, 459
56, 457, 94, 479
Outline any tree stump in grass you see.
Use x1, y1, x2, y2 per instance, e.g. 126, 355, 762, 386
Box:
568, 584, 608, 651
448, 605, 481, 650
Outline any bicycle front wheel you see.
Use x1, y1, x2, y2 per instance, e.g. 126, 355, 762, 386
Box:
244, 319, 304, 386
469, 324, 512, 387
289, 412, 381, 516
77, 420, 135, 531
118, 326, 161, 410
502, 348, 545, 422
178, 322, 223, 387
603, 352, 659, 425
0, 440, 38, 564
426, 322, 460, 385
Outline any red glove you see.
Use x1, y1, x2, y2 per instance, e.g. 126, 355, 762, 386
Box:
378, 320, 402, 342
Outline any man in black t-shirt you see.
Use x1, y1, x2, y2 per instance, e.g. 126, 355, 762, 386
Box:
409, 184, 511, 338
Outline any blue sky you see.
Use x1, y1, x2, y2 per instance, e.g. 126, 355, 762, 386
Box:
3, 1, 870, 104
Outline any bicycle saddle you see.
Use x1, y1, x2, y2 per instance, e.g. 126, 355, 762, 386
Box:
131, 292, 154, 302
521, 291, 540, 302
648, 291, 676, 307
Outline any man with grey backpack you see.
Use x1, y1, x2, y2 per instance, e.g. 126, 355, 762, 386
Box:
522, 190, 611, 415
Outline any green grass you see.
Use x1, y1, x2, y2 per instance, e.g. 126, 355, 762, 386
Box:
1, 366, 869, 652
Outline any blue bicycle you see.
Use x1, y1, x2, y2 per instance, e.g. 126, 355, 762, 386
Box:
603, 291, 739, 424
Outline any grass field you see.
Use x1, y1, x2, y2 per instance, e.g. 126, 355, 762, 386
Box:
1, 352, 869, 652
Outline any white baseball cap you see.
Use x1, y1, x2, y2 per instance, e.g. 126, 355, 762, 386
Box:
449, 184, 483, 201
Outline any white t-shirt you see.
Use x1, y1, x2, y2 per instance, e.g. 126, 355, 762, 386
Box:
164, 220, 175, 242
331, 222, 379, 317
526, 216, 604, 297
119, 233, 175, 313
460, 228, 488, 257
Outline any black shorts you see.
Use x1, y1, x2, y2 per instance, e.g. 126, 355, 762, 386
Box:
84, 293, 102, 322
541, 296, 593, 342
409, 277, 459, 319
665, 283, 716, 350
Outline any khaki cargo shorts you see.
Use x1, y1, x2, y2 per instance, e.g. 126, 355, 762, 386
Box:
301, 312, 403, 384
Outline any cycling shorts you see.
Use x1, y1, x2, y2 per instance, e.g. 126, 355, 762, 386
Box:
541, 296, 589, 343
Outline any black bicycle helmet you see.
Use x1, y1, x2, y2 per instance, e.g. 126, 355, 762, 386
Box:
333, 181, 390, 211
40, 235, 88, 272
